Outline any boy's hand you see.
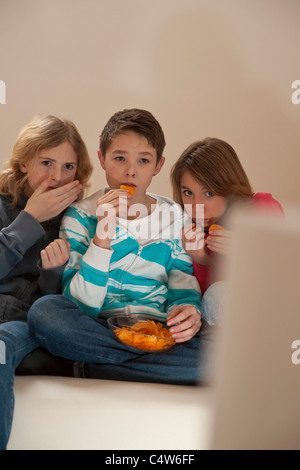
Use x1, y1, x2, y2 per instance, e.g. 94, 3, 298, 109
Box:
40, 239, 71, 269
94, 189, 133, 249
167, 305, 202, 343
24, 178, 82, 223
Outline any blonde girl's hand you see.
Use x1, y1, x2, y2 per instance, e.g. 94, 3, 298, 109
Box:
40, 239, 71, 269
205, 228, 233, 256
94, 189, 133, 248
24, 178, 82, 223
167, 305, 202, 343
182, 223, 212, 266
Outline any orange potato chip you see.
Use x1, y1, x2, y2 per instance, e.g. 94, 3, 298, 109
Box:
209, 224, 224, 232
117, 330, 133, 343
114, 319, 175, 351
120, 184, 136, 196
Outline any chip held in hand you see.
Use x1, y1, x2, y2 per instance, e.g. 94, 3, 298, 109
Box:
208, 224, 224, 232
120, 184, 136, 196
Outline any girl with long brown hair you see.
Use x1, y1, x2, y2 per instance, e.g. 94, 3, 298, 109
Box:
171, 137, 283, 307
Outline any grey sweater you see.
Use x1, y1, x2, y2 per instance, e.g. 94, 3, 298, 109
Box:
0, 193, 65, 322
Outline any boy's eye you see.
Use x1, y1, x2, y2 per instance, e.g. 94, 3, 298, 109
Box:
140, 158, 150, 164
115, 156, 125, 162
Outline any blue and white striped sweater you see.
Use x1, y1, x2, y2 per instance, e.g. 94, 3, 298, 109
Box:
60, 189, 201, 320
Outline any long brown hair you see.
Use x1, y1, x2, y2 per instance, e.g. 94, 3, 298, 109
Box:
171, 137, 253, 207
0, 115, 93, 207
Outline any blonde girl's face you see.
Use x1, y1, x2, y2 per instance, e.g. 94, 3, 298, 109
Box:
180, 171, 228, 229
19, 141, 78, 196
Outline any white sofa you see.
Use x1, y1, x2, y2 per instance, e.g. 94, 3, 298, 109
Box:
8, 206, 300, 450
8, 376, 214, 450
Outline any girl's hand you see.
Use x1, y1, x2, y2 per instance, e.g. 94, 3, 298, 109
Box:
94, 189, 133, 249
182, 223, 212, 266
167, 305, 202, 343
40, 238, 71, 270
24, 178, 82, 223
205, 228, 233, 256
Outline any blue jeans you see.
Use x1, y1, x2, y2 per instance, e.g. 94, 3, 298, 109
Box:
0, 321, 39, 450
0, 295, 217, 449
27, 295, 216, 386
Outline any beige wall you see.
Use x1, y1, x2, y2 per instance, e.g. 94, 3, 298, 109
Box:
0, 0, 299, 207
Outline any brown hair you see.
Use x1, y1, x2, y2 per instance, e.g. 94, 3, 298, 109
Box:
171, 137, 253, 207
0, 115, 93, 206
99, 108, 165, 163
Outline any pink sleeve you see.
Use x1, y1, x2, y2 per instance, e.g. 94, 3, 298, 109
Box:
252, 193, 284, 215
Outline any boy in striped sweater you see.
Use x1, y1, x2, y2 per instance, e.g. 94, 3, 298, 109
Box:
27, 109, 215, 385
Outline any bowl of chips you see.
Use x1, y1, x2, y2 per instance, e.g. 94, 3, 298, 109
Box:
107, 314, 176, 352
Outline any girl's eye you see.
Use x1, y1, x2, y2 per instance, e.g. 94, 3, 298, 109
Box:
182, 189, 193, 197
205, 191, 214, 198
65, 164, 76, 171
41, 160, 52, 167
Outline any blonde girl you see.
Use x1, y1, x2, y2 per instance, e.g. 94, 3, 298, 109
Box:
0, 114, 93, 323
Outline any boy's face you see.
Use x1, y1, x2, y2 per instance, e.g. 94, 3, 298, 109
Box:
98, 131, 164, 200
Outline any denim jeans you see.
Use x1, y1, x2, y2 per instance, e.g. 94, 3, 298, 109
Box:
0, 295, 218, 450
27, 295, 216, 386
0, 321, 39, 450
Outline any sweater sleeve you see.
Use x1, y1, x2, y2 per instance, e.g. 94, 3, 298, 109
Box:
0, 210, 45, 281
252, 193, 284, 214
37, 263, 65, 295
166, 240, 202, 314
60, 206, 113, 317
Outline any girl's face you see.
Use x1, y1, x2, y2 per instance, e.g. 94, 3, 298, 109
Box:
180, 171, 228, 229
20, 141, 78, 196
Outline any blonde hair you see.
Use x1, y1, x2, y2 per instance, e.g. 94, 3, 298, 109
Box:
171, 137, 253, 207
0, 115, 93, 207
